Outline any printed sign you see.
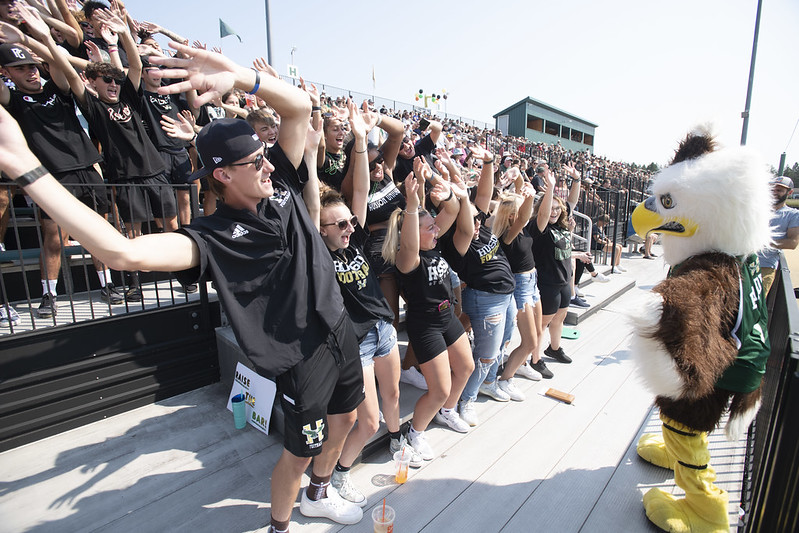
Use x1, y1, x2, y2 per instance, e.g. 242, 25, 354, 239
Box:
227, 362, 277, 435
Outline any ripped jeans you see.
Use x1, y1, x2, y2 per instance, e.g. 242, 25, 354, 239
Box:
460, 288, 514, 403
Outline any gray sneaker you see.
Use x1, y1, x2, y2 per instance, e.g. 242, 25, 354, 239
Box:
389, 435, 424, 468
330, 469, 367, 507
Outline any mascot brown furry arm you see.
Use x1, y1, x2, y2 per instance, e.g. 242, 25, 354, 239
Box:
630, 129, 772, 533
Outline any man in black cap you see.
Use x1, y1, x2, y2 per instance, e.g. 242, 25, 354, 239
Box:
0, 44, 364, 533
0, 11, 118, 318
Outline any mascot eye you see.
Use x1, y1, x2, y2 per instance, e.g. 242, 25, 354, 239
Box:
659, 194, 674, 209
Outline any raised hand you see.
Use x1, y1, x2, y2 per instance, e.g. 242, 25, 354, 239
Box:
252, 57, 280, 79
0, 21, 25, 44
413, 156, 432, 182
299, 76, 320, 106
404, 172, 419, 210
14, 3, 49, 40
84, 39, 104, 62
159, 113, 195, 141
150, 42, 241, 107
430, 181, 452, 204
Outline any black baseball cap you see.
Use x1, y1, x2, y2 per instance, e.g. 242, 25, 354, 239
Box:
0, 43, 38, 67
190, 118, 265, 181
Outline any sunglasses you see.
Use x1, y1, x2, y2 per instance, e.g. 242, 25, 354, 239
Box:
229, 151, 266, 171
369, 154, 384, 172
100, 75, 123, 85
322, 215, 358, 230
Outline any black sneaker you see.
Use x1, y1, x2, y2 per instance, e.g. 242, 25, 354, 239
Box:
570, 296, 590, 308
545, 345, 572, 364
125, 286, 142, 302
100, 284, 124, 304
531, 359, 554, 379
37, 293, 57, 318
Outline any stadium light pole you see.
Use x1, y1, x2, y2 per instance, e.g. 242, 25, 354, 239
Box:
264, 0, 273, 65
740, 0, 762, 146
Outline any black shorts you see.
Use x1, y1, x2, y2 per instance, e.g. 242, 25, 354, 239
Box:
363, 228, 397, 277
406, 309, 465, 364
538, 283, 571, 315
43, 167, 110, 217
113, 174, 178, 223
275, 315, 365, 457
159, 150, 194, 185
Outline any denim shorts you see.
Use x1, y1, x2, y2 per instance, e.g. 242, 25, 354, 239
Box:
358, 319, 397, 367
513, 270, 540, 310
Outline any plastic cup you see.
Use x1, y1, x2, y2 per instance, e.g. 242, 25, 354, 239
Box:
371, 504, 395, 533
231, 394, 247, 429
393, 450, 410, 484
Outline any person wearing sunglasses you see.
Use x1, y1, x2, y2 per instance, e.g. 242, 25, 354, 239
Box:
0, 10, 115, 318
318, 103, 421, 507
0, 44, 369, 531
72, 8, 178, 302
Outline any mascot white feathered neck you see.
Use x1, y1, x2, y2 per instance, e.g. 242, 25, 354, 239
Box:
631, 129, 772, 533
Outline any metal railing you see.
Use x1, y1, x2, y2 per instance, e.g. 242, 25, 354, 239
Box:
740, 255, 799, 531
0, 181, 208, 335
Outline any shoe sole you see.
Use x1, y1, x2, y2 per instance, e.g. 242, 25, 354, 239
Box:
478, 390, 510, 402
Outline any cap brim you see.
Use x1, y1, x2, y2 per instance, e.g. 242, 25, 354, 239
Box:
2, 59, 39, 67
187, 166, 213, 183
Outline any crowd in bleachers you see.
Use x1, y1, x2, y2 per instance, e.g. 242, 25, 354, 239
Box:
0, 2, 658, 530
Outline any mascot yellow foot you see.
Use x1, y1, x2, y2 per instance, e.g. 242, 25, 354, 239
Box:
643, 415, 730, 533
638, 433, 676, 470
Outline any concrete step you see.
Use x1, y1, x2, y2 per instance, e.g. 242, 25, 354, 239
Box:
566, 266, 636, 325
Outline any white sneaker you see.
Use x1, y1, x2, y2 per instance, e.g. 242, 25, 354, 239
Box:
459, 399, 479, 426
0, 305, 20, 327
389, 436, 424, 468
434, 408, 470, 433
498, 378, 525, 401
515, 362, 542, 381
478, 380, 510, 402
407, 430, 434, 461
593, 272, 610, 282
299, 484, 363, 524
399, 367, 428, 390
614, 265, 627, 273
330, 469, 367, 507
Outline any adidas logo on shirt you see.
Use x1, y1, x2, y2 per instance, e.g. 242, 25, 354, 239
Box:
231, 224, 249, 239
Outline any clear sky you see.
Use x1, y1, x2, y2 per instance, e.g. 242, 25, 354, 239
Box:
130, 0, 798, 169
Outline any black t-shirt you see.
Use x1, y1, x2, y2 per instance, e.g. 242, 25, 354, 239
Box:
591, 224, 607, 251
79, 77, 165, 182
330, 224, 394, 341
394, 134, 435, 184
499, 222, 536, 273
319, 151, 347, 191
175, 143, 348, 378
441, 219, 515, 294
366, 174, 406, 226
141, 89, 189, 153
532, 222, 572, 286
4, 81, 101, 173
397, 249, 454, 319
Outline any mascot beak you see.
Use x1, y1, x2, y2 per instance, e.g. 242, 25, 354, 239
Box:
632, 197, 698, 238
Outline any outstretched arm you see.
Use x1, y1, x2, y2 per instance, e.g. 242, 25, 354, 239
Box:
152, 43, 311, 167
0, 105, 199, 272
395, 173, 421, 274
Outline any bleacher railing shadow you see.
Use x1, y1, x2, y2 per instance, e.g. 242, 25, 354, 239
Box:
740, 254, 799, 531
0, 181, 206, 336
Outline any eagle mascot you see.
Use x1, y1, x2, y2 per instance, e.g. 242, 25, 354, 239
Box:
630, 129, 772, 533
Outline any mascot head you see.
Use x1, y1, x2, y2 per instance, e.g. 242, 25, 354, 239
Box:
632, 128, 773, 266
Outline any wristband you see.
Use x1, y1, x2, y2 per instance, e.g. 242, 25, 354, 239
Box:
376, 115, 383, 127
15, 165, 48, 187
108, 47, 118, 53
248, 69, 261, 95
312, 106, 321, 112
404, 209, 418, 215
444, 188, 454, 202
483, 159, 493, 164
354, 147, 367, 153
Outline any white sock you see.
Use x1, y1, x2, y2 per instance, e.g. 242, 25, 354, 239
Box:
97, 269, 112, 287
408, 425, 421, 437
440, 407, 453, 415
42, 279, 57, 295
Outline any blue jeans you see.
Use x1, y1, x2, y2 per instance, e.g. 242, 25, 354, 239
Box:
460, 288, 514, 403
359, 319, 397, 367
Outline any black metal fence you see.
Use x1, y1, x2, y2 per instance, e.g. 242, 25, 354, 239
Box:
740, 256, 799, 531
0, 180, 206, 335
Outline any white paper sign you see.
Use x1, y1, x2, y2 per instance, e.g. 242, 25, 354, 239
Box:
227, 362, 277, 435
